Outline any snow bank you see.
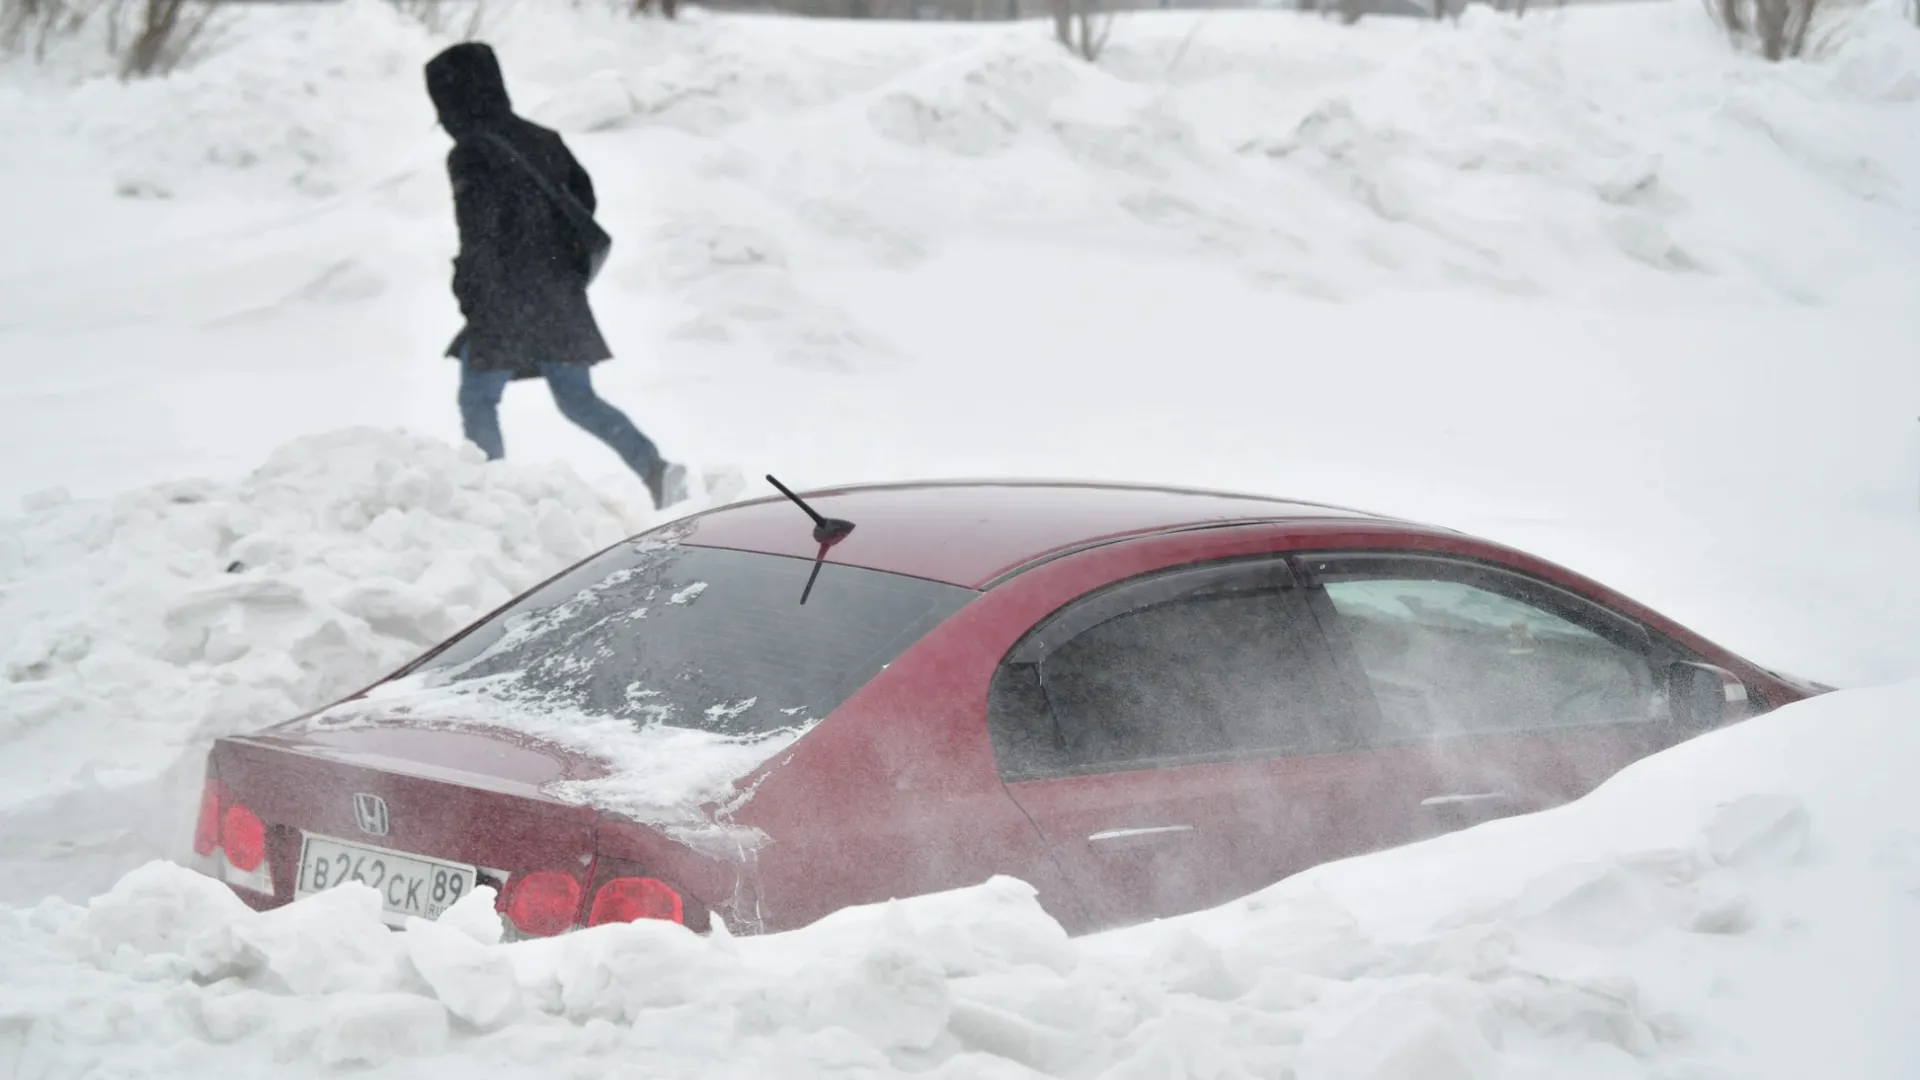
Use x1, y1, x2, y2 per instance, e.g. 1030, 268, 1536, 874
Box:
8, 1, 1917, 302
6, 682, 1916, 1078
0, 428, 646, 904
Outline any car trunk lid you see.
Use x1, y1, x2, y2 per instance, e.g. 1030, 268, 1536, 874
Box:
205, 722, 603, 929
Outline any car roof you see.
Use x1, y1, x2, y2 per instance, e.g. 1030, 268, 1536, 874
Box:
673, 479, 1399, 590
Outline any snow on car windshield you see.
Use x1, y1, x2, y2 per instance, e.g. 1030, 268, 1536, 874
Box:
406, 539, 974, 737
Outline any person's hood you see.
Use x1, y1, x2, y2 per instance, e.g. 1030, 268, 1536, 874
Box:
425, 42, 513, 139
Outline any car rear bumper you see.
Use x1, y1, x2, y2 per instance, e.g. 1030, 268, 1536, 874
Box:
192, 850, 279, 913
193, 835, 568, 942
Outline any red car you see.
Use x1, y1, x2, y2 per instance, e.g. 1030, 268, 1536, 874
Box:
192, 480, 1827, 938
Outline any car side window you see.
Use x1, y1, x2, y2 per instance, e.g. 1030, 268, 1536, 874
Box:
1307, 558, 1659, 742
989, 561, 1358, 780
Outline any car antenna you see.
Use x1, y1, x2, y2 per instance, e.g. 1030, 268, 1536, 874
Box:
765, 475, 855, 605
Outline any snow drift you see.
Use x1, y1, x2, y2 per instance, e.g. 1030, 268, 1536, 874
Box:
0, 428, 650, 904
5, 680, 1917, 1079
7, 0, 1917, 306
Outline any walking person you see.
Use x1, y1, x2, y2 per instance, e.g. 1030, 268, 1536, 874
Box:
425, 42, 686, 510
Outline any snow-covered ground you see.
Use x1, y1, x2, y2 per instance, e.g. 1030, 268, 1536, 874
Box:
7, 671, 1919, 1078
1, 0, 1918, 1073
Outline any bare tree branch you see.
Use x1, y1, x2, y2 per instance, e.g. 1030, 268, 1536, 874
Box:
1708, 0, 1821, 59
632, 0, 681, 19
121, 0, 219, 79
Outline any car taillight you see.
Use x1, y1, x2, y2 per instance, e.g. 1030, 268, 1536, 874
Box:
588, 877, 684, 927
505, 871, 582, 937
222, 804, 267, 872
190, 774, 273, 895
193, 780, 221, 857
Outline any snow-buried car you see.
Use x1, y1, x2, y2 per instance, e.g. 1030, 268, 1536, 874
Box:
192, 479, 1825, 938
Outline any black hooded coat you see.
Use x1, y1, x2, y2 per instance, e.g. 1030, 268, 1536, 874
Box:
426, 43, 612, 380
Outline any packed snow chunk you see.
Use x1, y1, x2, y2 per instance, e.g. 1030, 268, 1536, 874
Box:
313, 993, 451, 1067
941, 997, 1086, 1076
206, 882, 408, 996
81, 860, 253, 969
528, 915, 734, 1024
799, 875, 1077, 980
405, 900, 522, 1030
159, 576, 346, 668
433, 883, 507, 947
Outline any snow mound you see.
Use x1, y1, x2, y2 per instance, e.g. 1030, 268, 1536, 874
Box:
1, 0, 449, 201
9, 2, 1915, 304
0, 428, 645, 904
5, 682, 1917, 1078
704, 3, 1920, 304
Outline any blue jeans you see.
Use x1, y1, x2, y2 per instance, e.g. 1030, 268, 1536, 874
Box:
457, 352, 662, 482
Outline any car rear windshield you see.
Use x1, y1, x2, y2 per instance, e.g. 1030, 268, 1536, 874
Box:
406, 542, 975, 736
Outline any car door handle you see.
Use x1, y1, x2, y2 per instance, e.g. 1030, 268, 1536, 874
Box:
1419, 792, 1513, 808
1087, 825, 1195, 851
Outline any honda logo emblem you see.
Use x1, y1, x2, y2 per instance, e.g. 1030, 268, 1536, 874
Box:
352, 793, 389, 837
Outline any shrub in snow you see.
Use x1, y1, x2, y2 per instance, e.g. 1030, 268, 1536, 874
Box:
0, 0, 82, 62
0, 0, 221, 77
119, 0, 216, 77
629, 0, 681, 20
1708, 0, 1825, 60
1050, 0, 1113, 61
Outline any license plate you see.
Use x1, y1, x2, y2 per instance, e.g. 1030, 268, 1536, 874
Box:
296, 834, 477, 921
